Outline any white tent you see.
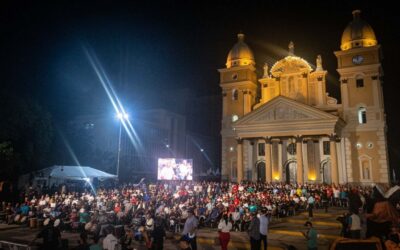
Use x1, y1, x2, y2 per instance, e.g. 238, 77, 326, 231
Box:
50, 165, 117, 181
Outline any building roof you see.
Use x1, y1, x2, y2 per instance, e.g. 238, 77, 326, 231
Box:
49, 165, 117, 180
226, 33, 255, 68
341, 10, 377, 51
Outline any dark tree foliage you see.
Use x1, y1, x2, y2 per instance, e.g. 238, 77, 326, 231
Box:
0, 91, 53, 180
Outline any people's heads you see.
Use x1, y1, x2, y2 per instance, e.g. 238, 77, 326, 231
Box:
304, 221, 312, 228
106, 225, 114, 235
391, 226, 399, 233
179, 235, 191, 249
92, 236, 99, 244
79, 232, 88, 243
261, 208, 267, 214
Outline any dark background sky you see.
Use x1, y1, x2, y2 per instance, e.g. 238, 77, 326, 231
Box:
2, 1, 400, 175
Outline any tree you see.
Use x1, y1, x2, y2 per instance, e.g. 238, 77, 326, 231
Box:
0, 91, 53, 180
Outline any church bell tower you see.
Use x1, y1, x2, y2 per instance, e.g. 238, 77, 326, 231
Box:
219, 33, 258, 181
335, 10, 389, 184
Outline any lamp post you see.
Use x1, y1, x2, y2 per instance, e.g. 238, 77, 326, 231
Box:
116, 112, 129, 179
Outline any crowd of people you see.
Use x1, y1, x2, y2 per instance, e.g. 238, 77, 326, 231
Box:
0, 180, 399, 250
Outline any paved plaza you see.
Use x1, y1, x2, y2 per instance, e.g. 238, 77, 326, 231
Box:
0, 207, 346, 250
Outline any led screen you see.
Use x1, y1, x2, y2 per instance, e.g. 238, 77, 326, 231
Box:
157, 158, 193, 180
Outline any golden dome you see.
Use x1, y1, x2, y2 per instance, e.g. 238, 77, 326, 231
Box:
341, 10, 377, 51
226, 33, 255, 68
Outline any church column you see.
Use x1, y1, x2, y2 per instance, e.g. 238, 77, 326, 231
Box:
340, 79, 349, 108
243, 89, 252, 115
330, 134, 339, 185
222, 92, 228, 117
278, 140, 283, 181
265, 137, 272, 182
236, 138, 243, 183
371, 75, 380, 108
296, 136, 304, 184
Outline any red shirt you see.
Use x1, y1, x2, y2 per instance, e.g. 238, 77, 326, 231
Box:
232, 185, 238, 194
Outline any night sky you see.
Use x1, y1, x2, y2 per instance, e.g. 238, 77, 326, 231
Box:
2, 1, 400, 175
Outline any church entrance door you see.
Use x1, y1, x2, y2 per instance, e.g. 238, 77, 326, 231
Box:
285, 160, 297, 183
256, 162, 266, 182
321, 160, 331, 184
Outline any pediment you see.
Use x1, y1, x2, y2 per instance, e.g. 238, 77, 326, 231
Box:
235, 96, 338, 126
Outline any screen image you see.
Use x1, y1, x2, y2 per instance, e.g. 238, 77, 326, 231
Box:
157, 158, 193, 180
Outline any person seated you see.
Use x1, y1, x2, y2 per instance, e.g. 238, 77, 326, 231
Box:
103, 225, 119, 250
75, 232, 90, 250
386, 226, 400, 250
178, 235, 192, 250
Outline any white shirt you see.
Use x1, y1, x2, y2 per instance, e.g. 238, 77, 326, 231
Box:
103, 233, 118, 250
259, 215, 269, 235
334, 189, 340, 198
350, 214, 361, 230
182, 215, 198, 236
146, 218, 154, 231
218, 220, 232, 233
231, 212, 240, 221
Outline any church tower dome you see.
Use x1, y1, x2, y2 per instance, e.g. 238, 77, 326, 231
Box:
226, 33, 255, 68
340, 10, 377, 51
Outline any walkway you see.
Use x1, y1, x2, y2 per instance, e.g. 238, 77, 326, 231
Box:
0, 207, 346, 249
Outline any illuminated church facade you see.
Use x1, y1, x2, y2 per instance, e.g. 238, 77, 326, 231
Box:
219, 10, 389, 184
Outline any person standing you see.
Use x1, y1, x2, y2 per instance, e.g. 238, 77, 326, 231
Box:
75, 232, 90, 250
307, 194, 315, 220
103, 226, 119, 250
321, 191, 329, 213
248, 212, 261, 250
217, 214, 232, 250
182, 209, 199, 250
32, 218, 61, 250
348, 211, 361, 239
259, 209, 270, 250
302, 221, 318, 250
152, 216, 167, 250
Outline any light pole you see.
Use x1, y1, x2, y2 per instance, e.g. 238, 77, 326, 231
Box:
116, 112, 129, 179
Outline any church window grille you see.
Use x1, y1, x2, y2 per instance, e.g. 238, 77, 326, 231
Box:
258, 143, 265, 156
323, 141, 330, 155
287, 143, 296, 155
356, 78, 364, 88
358, 107, 367, 124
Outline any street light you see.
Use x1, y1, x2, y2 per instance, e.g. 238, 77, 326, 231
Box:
116, 112, 129, 179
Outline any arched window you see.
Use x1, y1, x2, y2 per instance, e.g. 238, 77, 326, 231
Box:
232, 89, 238, 101
362, 161, 370, 180
359, 155, 372, 181
358, 107, 367, 124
